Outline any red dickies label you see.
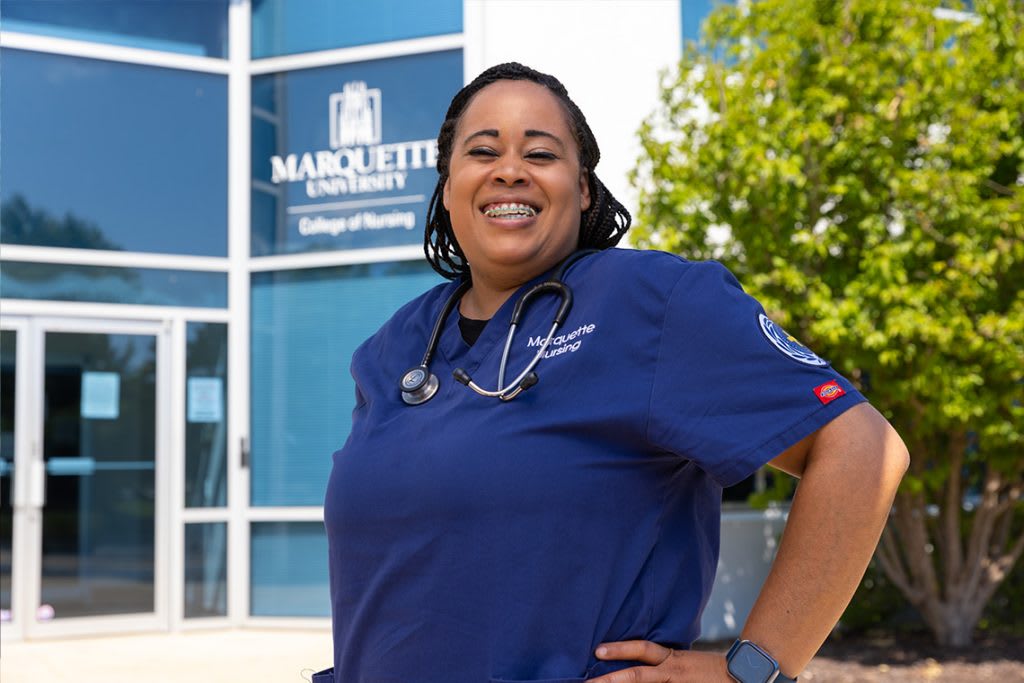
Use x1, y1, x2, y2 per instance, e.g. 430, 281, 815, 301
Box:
814, 380, 846, 405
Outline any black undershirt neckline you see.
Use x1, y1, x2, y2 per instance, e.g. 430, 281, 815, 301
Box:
458, 314, 489, 346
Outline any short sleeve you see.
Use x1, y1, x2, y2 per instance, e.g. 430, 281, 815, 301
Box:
646, 261, 866, 487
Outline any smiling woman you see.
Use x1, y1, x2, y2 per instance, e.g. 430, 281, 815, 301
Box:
316, 63, 908, 683
440, 80, 592, 318
424, 64, 631, 284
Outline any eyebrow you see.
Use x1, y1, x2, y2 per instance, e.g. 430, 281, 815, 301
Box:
462, 128, 566, 149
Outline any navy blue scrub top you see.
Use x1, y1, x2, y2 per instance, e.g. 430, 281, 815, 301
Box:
324, 249, 865, 682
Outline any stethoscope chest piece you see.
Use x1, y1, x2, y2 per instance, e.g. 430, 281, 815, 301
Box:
400, 365, 439, 405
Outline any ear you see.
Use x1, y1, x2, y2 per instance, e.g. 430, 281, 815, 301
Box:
442, 177, 451, 211
579, 169, 592, 212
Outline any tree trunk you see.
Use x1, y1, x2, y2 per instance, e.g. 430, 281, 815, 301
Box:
874, 463, 1024, 648
917, 598, 985, 648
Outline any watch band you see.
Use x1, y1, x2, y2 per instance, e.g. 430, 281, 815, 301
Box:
726, 639, 798, 683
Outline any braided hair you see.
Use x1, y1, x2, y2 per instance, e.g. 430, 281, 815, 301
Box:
424, 62, 632, 279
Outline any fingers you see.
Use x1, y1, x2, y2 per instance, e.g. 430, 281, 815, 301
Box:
589, 640, 676, 681
589, 647, 730, 683
587, 665, 665, 683
595, 640, 673, 665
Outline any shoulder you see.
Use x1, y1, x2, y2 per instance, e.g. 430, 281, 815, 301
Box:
577, 248, 741, 301
352, 278, 456, 368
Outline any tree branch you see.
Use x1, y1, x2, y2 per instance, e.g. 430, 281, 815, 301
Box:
983, 177, 1015, 196
941, 433, 966, 594
877, 525, 920, 602
896, 489, 941, 602
976, 526, 1024, 609
963, 469, 1003, 602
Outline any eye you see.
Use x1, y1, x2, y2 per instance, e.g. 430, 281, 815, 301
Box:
468, 147, 498, 157
526, 150, 557, 161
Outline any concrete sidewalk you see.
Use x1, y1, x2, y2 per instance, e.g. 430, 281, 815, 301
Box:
0, 628, 333, 683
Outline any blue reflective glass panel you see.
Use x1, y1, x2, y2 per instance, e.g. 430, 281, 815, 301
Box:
682, 0, 719, 45
252, 0, 461, 59
250, 522, 328, 617
0, 262, 227, 308
251, 50, 461, 256
250, 261, 440, 507
185, 522, 227, 618
186, 323, 228, 507
1, 49, 227, 256
1, 0, 228, 57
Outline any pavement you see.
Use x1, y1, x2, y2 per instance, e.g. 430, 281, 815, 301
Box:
0, 628, 334, 683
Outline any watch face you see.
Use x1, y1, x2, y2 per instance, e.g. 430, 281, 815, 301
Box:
728, 641, 777, 683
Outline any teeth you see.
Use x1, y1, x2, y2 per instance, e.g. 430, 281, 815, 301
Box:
484, 202, 537, 218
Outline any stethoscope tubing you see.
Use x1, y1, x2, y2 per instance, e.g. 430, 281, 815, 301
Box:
421, 280, 471, 368
470, 320, 559, 399
399, 249, 596, 405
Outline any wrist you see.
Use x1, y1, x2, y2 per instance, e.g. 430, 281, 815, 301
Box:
725, 639, 797, 683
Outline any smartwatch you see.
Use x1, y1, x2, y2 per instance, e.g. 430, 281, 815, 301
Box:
725, 639, 798, 683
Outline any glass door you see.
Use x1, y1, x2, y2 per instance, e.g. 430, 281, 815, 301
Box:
2, 317, 170, 638
1, 327, 20, 632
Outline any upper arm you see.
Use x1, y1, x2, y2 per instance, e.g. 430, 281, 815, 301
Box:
768, 402, 909, 479
647, 260, 870, 486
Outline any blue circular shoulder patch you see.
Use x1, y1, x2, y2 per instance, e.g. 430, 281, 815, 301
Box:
758, 313, 828, 366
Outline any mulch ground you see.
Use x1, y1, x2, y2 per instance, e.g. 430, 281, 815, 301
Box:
700, 633, 1024, 682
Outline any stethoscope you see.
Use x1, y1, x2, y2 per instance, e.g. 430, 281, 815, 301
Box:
399, 250, 596, 405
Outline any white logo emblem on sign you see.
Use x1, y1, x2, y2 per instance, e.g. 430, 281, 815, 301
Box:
329, 81, 382, 148
758, 313, 828, 366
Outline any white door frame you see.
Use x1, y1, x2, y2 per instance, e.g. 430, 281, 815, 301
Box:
0, 314, 172, 639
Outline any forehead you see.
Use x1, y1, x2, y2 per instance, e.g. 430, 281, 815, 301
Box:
456, 80, 575, 140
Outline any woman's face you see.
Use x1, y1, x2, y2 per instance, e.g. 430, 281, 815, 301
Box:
443, 80, 591, 286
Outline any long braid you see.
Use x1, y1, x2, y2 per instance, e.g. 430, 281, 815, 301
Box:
424, 62, 631, 279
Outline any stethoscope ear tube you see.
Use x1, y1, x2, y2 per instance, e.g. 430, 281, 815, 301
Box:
510, 281, 573, 326
401, 249, 595, 405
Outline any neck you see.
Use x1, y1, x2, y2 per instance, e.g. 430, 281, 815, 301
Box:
460, 251, 576, 318
458, 276, 520, 320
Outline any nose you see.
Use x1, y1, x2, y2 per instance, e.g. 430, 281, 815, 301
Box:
492, 154, 529, 186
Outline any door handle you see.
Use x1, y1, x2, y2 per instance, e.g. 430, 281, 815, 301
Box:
28, 457, 46, 508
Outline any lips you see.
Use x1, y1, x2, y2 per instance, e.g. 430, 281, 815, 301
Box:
482, 202, 539, 219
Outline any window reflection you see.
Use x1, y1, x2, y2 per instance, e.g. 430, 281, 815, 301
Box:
249, 261, 440, 506
186, 323, 228, 508
41, 332, 157, 618
0, 49, 227, 257
0, 261, 227, 309
1, 0, 228, 58
250, 522, 328, 617
251, 0, 461, 59
185, 523, 227, 618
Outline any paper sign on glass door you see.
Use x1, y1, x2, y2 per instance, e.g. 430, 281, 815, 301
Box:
81, 371, 120, 419
187, 376, 223, 423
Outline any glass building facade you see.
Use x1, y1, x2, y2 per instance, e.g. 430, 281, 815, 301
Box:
0, 0, 458, 637
2, 0, 753, 641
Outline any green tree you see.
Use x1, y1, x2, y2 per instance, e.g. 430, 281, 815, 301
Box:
633, 0, 1023, 647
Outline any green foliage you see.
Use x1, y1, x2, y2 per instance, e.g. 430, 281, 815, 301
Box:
634, 0, 1023, 642
635, 0, 1022, 499
746, 472, 796, 510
